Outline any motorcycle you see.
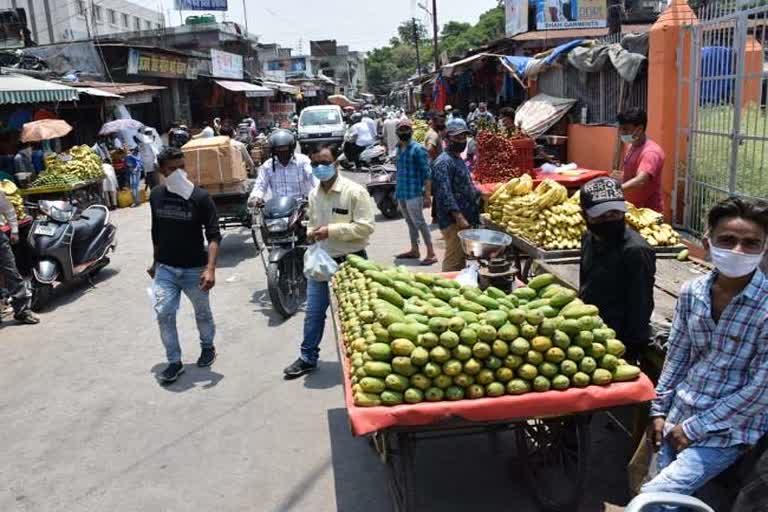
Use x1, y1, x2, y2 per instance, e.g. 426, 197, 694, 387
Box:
251, 196, 308, 318
339, 141, 388, 171
366, 165, 400, 219
27, 200, 117, 311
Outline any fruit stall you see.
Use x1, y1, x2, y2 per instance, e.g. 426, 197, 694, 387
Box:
481, 175, 687, 281
18, 146, 105, 208
330, 254, 656, 511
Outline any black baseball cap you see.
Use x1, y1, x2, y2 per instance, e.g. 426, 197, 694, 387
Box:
580, 177, 627, 218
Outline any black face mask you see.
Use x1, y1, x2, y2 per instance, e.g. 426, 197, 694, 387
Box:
397, 132, 412, 142
448, 140, 467, 154
587, 219, 626, 241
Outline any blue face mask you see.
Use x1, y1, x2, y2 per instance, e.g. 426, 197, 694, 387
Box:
620, 134, 635, 144
312, 163, 336, 182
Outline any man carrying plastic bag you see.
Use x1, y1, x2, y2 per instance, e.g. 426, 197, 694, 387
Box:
283, 144, 375, 379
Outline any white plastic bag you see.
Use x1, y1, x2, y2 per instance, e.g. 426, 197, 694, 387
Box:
304, 243, 339, 282
455, 261, 480, 288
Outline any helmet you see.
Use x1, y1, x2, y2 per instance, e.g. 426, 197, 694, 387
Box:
351, 112, 362, 123
268, 129, 296, 152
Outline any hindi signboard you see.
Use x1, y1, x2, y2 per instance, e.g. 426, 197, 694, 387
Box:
127, 48, 198, 79
175, 0, 227, 11
536, 0, 607, 30
210, 49, 243, 80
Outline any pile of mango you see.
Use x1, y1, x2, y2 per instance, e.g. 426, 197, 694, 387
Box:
334, 256, 641, 407
30, 145, 104, 189
0, 179, 26, 219
484, 175, 682, 250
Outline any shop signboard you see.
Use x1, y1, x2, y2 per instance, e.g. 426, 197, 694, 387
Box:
210, 49, 243, 80
174, 0, 227, 10
536, 0, 606, 30
505, 0, 528, 37
127, 48, 198, 79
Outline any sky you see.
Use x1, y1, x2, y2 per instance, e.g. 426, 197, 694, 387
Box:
161, 0, 499, 53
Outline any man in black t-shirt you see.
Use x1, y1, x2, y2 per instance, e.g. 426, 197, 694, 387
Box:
149, 147, 221, 383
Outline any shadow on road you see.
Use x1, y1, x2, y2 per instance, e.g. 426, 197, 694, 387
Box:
250, 288, 306, 326
150, 363, 224, 392
37, 267, 120, 312
217, 231, 257, 269
302, 360, 342, 390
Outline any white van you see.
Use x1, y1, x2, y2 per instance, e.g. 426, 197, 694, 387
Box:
297, 105, 346, 153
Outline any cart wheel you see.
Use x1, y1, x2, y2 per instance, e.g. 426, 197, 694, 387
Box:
514, 416, 590, 512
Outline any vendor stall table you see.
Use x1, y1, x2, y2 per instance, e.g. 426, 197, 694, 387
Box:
19, 178, 104, 209
476, 168, 610, 195
331, 273, 656, 512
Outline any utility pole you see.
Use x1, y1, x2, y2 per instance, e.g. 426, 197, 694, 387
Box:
431, 0, 439, 72
412, 18, 422, 79
242, 0, 249, 34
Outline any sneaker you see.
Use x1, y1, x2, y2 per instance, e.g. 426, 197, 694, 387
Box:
160, 362, 185, 383
14, 311, 40, 325
283, 358, 317, 379
197, 347, 216, 368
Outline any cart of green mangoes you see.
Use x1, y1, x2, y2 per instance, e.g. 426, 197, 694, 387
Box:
330, 257, 656, 512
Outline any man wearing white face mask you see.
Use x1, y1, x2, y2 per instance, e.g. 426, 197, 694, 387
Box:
283, 144, 375, 379
148, 147, 222, 384
617, 108, 665, 212
642, 197, 768, 506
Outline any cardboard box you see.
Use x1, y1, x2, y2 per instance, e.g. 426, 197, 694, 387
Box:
200, 180, 248, 195
181, 136, 247, 186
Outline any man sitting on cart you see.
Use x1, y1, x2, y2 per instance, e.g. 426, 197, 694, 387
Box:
247, 130, 316, 209
578, 177, 656, 362
642, 197, 768, 507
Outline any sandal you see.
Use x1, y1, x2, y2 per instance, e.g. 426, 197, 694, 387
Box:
420, 257, 438, 266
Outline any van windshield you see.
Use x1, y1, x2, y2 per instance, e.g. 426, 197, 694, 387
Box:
301, 110, 341, 127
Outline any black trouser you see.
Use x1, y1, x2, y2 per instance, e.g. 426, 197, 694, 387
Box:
344, 142, 365, 168
0, 232, 29, 315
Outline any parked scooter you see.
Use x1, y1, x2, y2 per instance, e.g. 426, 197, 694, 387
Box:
366, 165, 400, 219
27, 200, 117, 311
339, 141, 388, 170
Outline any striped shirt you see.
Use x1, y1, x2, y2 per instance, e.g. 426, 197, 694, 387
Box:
650, 270, 768, 447
251, 154, 317, 201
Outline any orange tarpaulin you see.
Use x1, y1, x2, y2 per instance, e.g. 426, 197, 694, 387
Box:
331, 273, 656, 437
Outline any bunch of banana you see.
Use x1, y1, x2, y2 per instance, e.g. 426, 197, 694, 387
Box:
626, 205, 681, 246
0, 179, 26, 219
487, 174, 533, 223
32, 146, 104, 188
412, 119, 429, 144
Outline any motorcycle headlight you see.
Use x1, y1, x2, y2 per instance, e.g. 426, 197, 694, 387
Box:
49, 205, 73, 222
265, 218, 290, 233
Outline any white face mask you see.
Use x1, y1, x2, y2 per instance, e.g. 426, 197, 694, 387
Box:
620, 134, 635, 144
708, 243, 765, 278
165, 168, 194, 200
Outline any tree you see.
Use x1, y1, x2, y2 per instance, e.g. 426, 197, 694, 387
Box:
398, 19, 428, 45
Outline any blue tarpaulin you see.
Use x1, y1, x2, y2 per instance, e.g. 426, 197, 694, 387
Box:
503, 56, 534, 78
543, 40, 586, 65
700, 46, 734, 105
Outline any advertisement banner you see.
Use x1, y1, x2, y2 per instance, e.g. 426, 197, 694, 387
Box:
536, 0, 606, 30
127, 48, 197, 79
175, 0, 227, 11
505, 0, 528, 37
210, 49, 243, 79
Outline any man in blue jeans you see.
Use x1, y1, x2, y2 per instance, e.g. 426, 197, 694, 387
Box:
283, 144, 375, 379
642, 197, 768, 508
394, 118, 436, 266
148, 147, 221, 384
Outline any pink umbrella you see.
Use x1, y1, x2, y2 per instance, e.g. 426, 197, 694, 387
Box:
99, 119, 144, 135
20, 119, 73, 142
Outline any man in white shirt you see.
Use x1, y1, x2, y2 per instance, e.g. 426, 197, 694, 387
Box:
0, 190, 38, 324
248, 130, 317, 207
193, 121, 215, 139
381, 114, 400, 159
362, 111, 378, 141
344, 113, 373, 169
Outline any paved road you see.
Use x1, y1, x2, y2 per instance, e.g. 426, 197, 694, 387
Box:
0, 172, 633, 511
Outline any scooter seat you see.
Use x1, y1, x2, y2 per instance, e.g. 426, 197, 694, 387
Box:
72, 207, 107, 245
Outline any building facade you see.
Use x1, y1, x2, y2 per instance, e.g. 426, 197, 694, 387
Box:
0, 0, 164, 45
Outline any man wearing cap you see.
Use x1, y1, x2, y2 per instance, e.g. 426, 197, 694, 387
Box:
432, 119, 482, 272
394, 118, 436, 265
579, 177, 656, 360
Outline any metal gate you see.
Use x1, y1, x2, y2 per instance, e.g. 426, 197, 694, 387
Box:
676, 3, 768, 235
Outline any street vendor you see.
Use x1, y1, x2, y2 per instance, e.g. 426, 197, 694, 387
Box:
432, 119, 482, 272
13, 142, 35, 180
643, 196, 768, 506
579, 177, 656, 360
618, 108, 665, 212
247, 130, 316, 208
499, 107, 516, 134
0, 189, 38, 325
283, 145, 375, 379
424, 114, 446, 164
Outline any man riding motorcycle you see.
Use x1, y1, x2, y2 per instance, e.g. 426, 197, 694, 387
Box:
344, 112, 374, 169
247, 130, 317, 208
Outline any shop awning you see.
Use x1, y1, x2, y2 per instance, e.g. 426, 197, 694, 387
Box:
441, 53, 501, 78
215, 80, 274, 97
0, 74, 79, 105
261, 80, 300, 95
77, 87, 123, 98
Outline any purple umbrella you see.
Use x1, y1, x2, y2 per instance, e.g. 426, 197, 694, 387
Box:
99, 119, 144, 135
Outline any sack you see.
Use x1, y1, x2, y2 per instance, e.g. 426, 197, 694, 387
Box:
304, 244, 338, 282
627, 432, 660, 495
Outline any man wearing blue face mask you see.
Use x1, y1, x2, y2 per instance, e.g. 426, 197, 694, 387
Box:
641, 196, 768, 508
283, 145, 376, 379
617, 108, 665, 212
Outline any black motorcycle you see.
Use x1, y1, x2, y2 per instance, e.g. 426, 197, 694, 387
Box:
366, 165, 400, 219
252, 196, 308, 318
27, 200, 117, 311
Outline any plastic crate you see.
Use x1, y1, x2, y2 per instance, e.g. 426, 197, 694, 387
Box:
509, 137, 535, 173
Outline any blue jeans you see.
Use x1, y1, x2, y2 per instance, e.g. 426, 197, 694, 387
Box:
129, 169, 141, 204
300, 277, 329, 365
640, 440, 744, 511
153, 264, 215, 363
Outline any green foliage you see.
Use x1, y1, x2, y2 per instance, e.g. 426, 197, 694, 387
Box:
398, 19, 429, 45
